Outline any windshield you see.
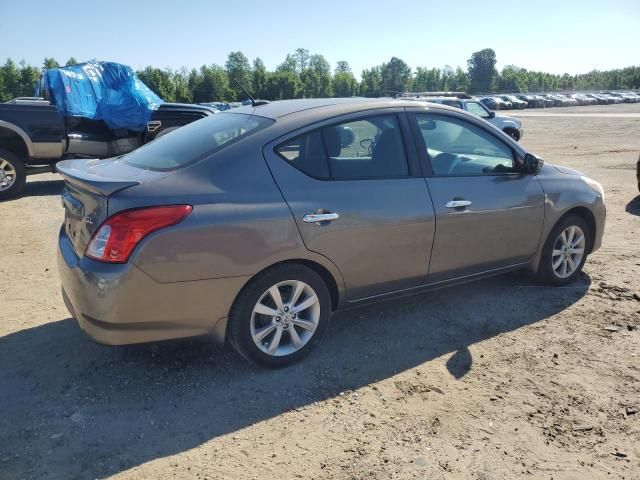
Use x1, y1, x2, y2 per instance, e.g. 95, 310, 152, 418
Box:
123, 113, 274, 171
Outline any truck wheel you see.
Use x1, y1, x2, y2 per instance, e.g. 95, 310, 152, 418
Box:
0, 148, 26, 200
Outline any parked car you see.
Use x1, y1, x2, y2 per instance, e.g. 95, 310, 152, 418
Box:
494, 96, 512, 109
57, 98, 605, 367
537, 95, 555, 108
409, 96, 524, 141
543, 94, 567, 107
516, 94, 544, 108
558, 94, 579, 107
584, 93, 610, 105
501, 95, 527, 109
601, 93, 622, 104
0, 62, 218, 200
479, 97, 498, 110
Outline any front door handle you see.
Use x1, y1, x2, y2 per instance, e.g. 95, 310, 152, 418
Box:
445, 200, 472, 208
303, 212, 340, 224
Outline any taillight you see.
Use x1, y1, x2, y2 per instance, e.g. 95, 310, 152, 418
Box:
85, 205, 192, 263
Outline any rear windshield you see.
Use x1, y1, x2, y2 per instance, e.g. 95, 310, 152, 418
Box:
123, 113, 274, 171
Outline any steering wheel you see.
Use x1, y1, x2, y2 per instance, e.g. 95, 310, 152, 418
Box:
432, 152, 472, 175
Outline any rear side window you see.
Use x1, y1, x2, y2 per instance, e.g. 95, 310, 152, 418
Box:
275, 114, 409, 180
123, 113, 273, 171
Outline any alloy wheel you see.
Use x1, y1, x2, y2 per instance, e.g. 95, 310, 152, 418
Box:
250, 280, 320, 357
551, 225, 586, 278
0, 158, 17, 192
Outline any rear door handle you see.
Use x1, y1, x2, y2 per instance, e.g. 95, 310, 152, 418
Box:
303, 213, 340, 224
445, 200, 472, 208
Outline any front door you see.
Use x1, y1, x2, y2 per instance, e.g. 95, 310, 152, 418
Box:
410, 112, 545, 282
263, 111, 436, 300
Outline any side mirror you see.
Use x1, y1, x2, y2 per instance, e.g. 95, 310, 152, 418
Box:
522, 153, 543, 174
489, 111, 495, 119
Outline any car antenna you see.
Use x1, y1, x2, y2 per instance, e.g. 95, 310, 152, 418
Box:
233, 80, 269, 107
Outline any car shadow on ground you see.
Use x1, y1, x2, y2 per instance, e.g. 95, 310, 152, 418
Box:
0, 271, 591, 479
625, 195, 640, 216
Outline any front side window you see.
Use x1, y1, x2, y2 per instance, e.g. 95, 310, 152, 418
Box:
466, 101, 490, 119
416, 114, 515, 176
276, 114, 409, 180
123, 113, 273, 171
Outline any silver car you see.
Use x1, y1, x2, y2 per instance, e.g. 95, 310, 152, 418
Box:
57, 98, 605, 367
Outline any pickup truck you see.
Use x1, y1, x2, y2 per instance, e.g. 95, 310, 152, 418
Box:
0, 97, 217, 199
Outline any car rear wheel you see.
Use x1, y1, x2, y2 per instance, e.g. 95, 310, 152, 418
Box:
537, 215, 590, 285
0, 149, 26, 201
227, 263, 331, 367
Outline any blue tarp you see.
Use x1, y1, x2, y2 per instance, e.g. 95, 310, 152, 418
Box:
38, 61, 163, 132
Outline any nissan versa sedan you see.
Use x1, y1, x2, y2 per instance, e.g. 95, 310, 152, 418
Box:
57, 98, 606, 367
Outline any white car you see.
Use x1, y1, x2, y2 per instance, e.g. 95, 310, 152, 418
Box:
412, 97, 524, 141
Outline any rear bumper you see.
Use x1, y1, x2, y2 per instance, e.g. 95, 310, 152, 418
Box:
57, 226, 248, 345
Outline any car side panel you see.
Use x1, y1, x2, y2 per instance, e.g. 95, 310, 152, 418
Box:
118, 139, 346, 298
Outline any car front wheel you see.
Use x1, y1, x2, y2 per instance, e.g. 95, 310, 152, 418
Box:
227, 263, 331, 367
537, 215, 590, 285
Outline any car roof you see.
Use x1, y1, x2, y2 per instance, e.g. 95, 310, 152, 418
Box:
230, 97, 449, 119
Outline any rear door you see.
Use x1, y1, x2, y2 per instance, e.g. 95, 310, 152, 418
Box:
263, 110, 436, 300
408, 111, 544, 282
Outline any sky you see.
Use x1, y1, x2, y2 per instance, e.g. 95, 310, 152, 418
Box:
1, 0, 638, 78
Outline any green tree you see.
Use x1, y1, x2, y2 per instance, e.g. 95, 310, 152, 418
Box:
300, 54, 332, 97
137, 66, 177, 101
19, 61, 40, 97
1, 59, 22, 101
43, 57, 60, 69
191, 65, 231, 103
335, 61, 351, 74
293, 48, 310, 74
225, 51, 252, 100
360, 67, 382, 97
380, 57, 412, 95
65, 57, 78, 66
467, 48, 497, 93
333, 71, 358, 97
264, 70, 302, 100
252, 58, 268, 99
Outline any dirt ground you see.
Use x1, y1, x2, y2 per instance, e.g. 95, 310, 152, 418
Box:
1, 103, 639, 480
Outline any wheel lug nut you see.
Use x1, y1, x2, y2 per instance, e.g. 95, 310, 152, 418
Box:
284, 306, 289, 312
276, 317, 281, 322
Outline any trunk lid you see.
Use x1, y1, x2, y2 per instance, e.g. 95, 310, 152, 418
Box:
57, 158, 165, 255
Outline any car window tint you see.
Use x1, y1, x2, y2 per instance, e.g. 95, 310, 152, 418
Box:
276, 114, 409, 180
323, 115, 409, 179
466, 102, 490, 118
123, 113, 273, 171
416, 114, 515, 176
275, 131, 330, 179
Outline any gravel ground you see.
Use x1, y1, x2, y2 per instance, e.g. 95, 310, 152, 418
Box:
1, 103, 639, 480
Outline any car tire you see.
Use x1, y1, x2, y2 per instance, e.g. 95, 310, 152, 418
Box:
227, 263, 332, 368
0, 148, 26, 201
537, 214, 591, 286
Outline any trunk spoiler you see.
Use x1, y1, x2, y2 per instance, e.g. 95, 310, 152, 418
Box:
56, 159, 140, 196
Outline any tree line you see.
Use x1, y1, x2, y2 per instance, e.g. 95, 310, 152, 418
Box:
0, 48, 638, 103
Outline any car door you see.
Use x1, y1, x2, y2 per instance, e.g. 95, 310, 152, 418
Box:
263, 110, 436, 300
408, 110, 545, 283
